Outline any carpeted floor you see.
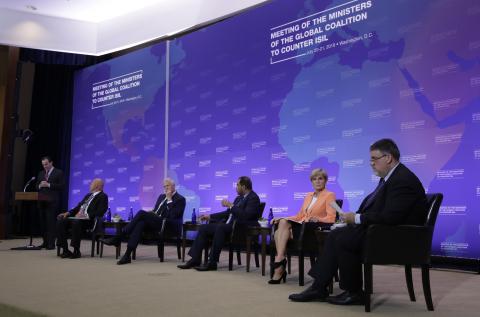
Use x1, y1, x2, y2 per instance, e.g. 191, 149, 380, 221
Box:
0, 238, 479, 317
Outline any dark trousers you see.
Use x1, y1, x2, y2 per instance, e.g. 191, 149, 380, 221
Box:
38, 201, 59, 248
56, 217, 93, 249
188, 223, 233, 264
308, 225, 366, 292
122, 210, 164, 250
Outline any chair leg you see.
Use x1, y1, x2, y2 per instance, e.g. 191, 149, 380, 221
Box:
236, 249, 241, 265
299, 254, 304, 286
116, 244, 121, 259
421, 265, 434, 311
287, 254, 292, 274
229, 246, 234, 271
100, 242, 104, 258
254, 248, 259, 268
132, 248, 136, 260
57, 246, 61, 257
364, 263, 373, 312
405, 265, 416, 301
158, 241, 164, 262
90, 237, 95, 257
96, 238, 101, 255
176, 238, 181, 260
246, 236, 252, 272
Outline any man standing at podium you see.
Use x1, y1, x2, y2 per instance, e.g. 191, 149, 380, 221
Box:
36, 156, 64, 250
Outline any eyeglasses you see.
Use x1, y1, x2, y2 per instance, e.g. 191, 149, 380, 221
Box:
370, 154, 387, 162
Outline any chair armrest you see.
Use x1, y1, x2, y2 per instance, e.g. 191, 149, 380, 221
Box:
270, 223, 277, 241
89, 216, 105, 234
363, 224, 433, 265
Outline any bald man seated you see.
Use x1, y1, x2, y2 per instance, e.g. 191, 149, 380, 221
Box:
56, 178, 108, 259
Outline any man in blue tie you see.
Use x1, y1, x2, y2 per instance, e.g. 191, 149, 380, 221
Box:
178, 176, 260, 271
101, 178, 186, 265
289, 139, 428, 305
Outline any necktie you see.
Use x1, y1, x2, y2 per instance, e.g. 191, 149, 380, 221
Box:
154, 197, 168, 216
363, 178, 385, 210
80, 194, 96, 216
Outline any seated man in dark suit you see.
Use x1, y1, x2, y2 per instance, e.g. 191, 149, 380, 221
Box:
102, 178, 186, 265
289, 138, 428, 305
178, 176, 261, 271
56, 178, 108, 259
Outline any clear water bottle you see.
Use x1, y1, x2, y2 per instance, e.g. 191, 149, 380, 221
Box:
267, 208, 274, 226
128, 207, 134, 221
191, 208, 196, 224
106, 208, 112, 222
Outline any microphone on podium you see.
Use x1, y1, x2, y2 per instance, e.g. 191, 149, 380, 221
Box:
23, 176, 36, 192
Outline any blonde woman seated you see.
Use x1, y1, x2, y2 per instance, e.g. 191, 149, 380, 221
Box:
269, 168, 336, 284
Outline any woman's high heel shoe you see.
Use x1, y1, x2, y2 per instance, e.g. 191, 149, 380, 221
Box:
268, 258, 287, 284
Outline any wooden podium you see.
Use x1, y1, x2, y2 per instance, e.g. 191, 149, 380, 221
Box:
11, 192, 51, 250
15, 192, 51, 202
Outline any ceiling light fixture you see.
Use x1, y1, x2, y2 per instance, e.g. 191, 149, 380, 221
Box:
25, 5, 37, 11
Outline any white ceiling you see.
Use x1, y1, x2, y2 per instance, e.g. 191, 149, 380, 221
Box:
0, 0, 166, 23
0, 0, 270, 55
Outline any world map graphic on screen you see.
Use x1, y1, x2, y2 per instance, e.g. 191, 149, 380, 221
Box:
70, 0, 480, 259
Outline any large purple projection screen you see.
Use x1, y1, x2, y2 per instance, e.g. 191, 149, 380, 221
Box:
70, 0, 480, 259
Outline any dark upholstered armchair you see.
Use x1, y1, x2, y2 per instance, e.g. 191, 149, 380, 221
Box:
56, 216, 104, 257
362, 193, 443, 312
132, 217, 184, 262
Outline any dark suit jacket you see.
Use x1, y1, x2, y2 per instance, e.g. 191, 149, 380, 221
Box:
210, 191, 261, 225
153, 192, 186, 219
36, 167, 65, 202
358, 163, 428, 226
68, 192, 108, 219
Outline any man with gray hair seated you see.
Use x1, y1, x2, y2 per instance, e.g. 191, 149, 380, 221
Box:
102, 178, 186, 265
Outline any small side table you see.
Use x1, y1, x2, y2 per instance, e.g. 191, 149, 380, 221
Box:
245, 225, 271, 276
100, 221, 129, 259
181, 222, 209, 264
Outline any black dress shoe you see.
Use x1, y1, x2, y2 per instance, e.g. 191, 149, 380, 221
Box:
194, 263, 217, 271
60, 250, 73, 259
327, 291, 365, 305
117, 255, 131, 265
69, 250, 82, 259
177, 260, 200, 269
101, 236, 121, 246
288, 285, 328, 302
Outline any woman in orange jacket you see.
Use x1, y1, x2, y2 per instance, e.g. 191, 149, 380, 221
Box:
269, 168, 336, 284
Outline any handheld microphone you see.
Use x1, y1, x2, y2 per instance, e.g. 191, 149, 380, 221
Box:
23, 176, 36, 192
